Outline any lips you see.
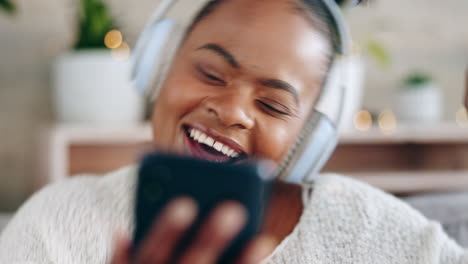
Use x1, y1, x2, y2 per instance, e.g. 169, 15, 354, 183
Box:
183, 124, 246, 163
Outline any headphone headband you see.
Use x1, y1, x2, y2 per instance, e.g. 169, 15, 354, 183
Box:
132, 0, 351, 97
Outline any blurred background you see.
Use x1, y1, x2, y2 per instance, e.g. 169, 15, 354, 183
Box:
1, 0, 468, 239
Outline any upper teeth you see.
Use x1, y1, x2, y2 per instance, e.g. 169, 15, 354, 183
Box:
189, 128, 240, 158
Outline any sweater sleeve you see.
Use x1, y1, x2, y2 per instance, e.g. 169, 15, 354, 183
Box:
0, 174, 128, 264
0, 209, 53, 264
310, 174, 468, 264
0, 181, 68, 264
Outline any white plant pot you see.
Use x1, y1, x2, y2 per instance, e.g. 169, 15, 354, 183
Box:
52, 50, 144, 124
395, 82, 443, 123
315, 55, 365, 132
341, 56, 365, 130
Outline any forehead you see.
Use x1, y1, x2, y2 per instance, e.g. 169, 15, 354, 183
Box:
182, 0, 331, 104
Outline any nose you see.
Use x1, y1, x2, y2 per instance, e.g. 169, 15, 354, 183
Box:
203, 91, 255, 130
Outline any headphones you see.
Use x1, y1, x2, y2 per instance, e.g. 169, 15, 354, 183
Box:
131, 0, 356, 184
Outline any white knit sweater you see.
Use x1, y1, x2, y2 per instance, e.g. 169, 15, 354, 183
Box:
0, 165, 467, 264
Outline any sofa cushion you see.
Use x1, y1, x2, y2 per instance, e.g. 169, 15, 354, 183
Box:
405, 191, 468, 247
0, 214, 12, 233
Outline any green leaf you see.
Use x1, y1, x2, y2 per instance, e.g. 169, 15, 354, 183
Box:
366, 40, 391, 68
403, 72, 432, 88
0, 0, 16, 14
74, 0, 117, 50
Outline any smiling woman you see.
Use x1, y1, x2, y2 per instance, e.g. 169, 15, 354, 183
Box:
150, 0, 332, 168
1, 0, 468, 264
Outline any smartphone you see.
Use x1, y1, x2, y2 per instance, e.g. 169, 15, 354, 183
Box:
132, 153, 273, 263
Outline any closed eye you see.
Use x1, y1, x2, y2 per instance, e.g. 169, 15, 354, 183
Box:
256, 99, 291, 117
204, 72, 223, 82
196, 64, 226, 85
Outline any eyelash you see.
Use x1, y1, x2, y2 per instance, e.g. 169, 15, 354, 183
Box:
256, 100, 291, 117
197, 66, 225, 85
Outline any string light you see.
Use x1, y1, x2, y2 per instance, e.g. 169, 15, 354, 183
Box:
353, 110, 372, 132
104, 29, 123, 49
456, 107, 468, 128
111, 42, 131, 61
378, 110, 397, 135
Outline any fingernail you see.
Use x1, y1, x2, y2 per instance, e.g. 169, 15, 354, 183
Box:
168, 197, 197, 226
246, 236, 278, 264
217, 202, 247, 235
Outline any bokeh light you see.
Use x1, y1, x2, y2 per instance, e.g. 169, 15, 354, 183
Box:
378, 110, 397, 135
104, 29, 123, 49
353, 110, 372, 132
456, 107, 468, 128
111, 42, 131, 61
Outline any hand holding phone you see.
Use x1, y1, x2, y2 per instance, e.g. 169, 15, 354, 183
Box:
126, 153, 274, 264
110, 198, 276, 264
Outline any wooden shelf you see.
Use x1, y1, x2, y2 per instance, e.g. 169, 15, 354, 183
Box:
340, 123, 468, 144
36, 122, 468, 194
43, 122, 468, 145
36, 124, 152, 187
43, 123, 152, 144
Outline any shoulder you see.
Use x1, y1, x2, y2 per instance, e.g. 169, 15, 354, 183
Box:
308, 173, 432, 234
20, 165, 137, 221
298, 174, 467, 263
0, 165, 138, 263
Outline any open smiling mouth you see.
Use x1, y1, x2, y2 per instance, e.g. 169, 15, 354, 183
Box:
183, 125, 247, 163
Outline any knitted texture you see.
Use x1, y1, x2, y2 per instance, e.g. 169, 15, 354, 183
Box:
0, 166, 467, 264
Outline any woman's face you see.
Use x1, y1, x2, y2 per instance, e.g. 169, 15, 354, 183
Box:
151, 0, 331, 165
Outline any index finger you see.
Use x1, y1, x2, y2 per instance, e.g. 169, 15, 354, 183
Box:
134, 197, 197, 264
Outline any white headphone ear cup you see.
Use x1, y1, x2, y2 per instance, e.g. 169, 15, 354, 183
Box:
133, 19, 178, 97
281, 111, 339, 183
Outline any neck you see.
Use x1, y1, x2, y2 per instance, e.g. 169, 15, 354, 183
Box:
262, 181, 304, 243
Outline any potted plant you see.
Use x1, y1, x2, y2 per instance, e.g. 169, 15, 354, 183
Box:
52, 0, 143, 124
395, 72, 442, 123
337, 39, 391, 131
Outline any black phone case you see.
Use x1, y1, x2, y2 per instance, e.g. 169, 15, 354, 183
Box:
133, 153, 271, 263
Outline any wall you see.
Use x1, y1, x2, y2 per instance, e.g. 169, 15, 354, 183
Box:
0, 0, 467, 211
348, 0, 468, 117
0, 0, 161, 211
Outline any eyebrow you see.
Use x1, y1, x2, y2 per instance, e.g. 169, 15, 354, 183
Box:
258, 79, 299, 105
196, 43, 299, 105
196, 43, 240, 68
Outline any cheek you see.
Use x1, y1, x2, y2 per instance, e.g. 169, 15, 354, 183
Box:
254, 120, 303, 164
151, 68, 200, 145
156, 59, 212, 115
